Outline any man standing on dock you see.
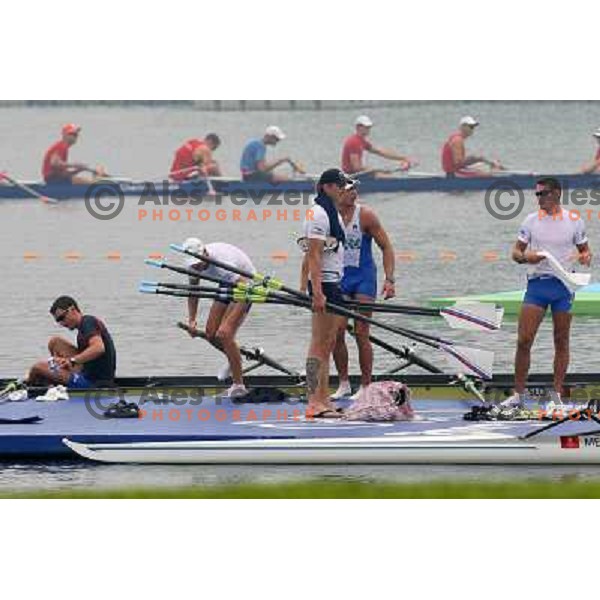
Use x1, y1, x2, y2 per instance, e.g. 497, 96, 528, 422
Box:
503, 178, 592, 408
240, 126, 305, 183
27, 296, 116, 388
170, 134, 222, 181
42, 124, 106, 184
581, 128, 600, 174
302, 168, 355, 418
341, 115, 415, 177
330, 187, 396, 400
441, 116, 503, 177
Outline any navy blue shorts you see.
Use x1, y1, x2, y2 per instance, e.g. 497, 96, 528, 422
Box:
341, 266, 377, 299
523, 276, 574, 314
307, 281, 345, 305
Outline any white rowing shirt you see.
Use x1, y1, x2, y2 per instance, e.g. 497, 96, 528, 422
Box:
187, 242, 256, 283
518, 209, 587, 278
303, 204, 344, 283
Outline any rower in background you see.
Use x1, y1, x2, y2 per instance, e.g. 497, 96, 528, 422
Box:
41, 124, 106, 184
302, 168, 355, 418
581, 127, 600, 174
183, 238, 255, 399
27, 296, 116, 388
441, 116, 503, 177
331, 187, 396, 400
341, 115, 416, 177
502, 178, 592, 408
240, 126, 305, 183
170, 134, 222, 182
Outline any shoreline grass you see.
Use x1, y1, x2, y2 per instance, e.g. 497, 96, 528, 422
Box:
2, 479, 600, 499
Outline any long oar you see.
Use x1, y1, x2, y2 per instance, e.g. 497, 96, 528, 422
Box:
168, 245, 495, 380
342, 299, 503, 331
0, 172, 58, 204
346, 324, 442, 375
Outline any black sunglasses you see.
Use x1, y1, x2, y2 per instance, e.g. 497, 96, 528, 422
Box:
535, 190, 552, 198
54, 307, 73, 323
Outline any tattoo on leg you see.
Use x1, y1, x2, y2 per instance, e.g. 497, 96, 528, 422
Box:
306, 357, 321, 394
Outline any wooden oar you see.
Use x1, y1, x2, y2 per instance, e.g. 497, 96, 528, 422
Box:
0, 172, 58, 204
167, 246, 495, 380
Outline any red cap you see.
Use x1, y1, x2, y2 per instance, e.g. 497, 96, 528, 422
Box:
62, 123, 81, 136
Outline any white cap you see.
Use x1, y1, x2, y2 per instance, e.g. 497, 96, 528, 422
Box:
593, 127, 600, 138
182, 237, 205, 268
265, 125, 286, 140
460, 115, 479, 127
355, 115, 373, 127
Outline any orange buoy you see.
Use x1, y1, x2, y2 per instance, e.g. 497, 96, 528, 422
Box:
439, 250, 457, 262
396, 251, 416, 262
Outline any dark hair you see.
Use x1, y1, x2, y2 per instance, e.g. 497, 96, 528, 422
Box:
537, 177, 562, 195
205, 133, 221, 147
49, 296, 79, 315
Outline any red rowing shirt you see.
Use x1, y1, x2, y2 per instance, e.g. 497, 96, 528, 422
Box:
441, 132, 464, 174
596, 147, 600, 161
42, 140, 70, 182
341, 134, 373, 174
171, 139, 206, 181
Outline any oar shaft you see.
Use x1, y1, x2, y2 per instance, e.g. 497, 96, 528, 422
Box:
343, 300, 439, 317
170, 244, 455, 349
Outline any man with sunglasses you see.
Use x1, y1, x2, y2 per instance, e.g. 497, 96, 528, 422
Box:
441, 116, 503, 177
27, 296, 116, 388
502, 178, 592, 408
42, 124, 106, 184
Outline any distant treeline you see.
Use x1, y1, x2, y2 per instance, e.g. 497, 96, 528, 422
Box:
0, 100, 404, 111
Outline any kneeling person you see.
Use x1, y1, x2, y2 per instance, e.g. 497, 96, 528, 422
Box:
27, 296, 117, 388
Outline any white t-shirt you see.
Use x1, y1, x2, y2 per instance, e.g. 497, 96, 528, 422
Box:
303, 204, 344, 283
187, 242, 255, 283
518, 209, 587, 278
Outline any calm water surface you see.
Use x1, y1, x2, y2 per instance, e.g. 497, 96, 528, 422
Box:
1, 101, 599, 490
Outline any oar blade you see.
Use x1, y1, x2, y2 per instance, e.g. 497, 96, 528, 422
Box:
441, 302, 504, 331
443, 345, 494, 381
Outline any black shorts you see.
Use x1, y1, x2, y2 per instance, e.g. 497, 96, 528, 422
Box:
307, 281, 345, 305
242, 171, 275, 183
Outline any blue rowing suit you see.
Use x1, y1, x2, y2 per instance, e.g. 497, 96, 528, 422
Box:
340, 205, 377, 298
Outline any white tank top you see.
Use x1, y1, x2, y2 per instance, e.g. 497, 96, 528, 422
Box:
342, 205, 362, 268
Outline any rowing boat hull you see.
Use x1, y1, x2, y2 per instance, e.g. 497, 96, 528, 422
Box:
2, 173, 600, 200
431, 283, 600, 317
63, 433, 600, 465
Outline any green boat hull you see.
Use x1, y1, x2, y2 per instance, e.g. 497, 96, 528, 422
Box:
431, 284, 600, 316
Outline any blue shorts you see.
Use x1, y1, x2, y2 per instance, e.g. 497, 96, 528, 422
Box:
523, 276, 574, 314
68, 372, 94, 389
341, 267, 377, 299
